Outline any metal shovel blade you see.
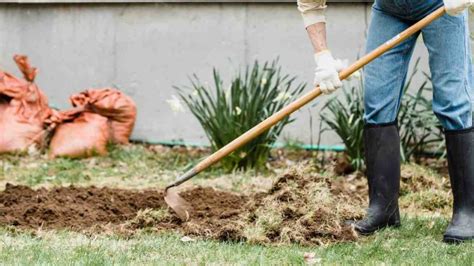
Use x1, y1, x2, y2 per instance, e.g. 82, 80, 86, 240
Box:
164, 187, 192, 222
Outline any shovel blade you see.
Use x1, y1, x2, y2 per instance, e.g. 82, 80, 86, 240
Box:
164, 187, 192, 222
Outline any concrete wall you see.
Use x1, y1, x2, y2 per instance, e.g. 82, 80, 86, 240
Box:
0, 3, 449, 146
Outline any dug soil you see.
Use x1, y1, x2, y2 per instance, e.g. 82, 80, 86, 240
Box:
0, 185, 244, 232
0, 168, 363, 245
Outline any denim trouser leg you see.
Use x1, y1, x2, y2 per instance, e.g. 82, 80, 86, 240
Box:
363, 8, 419, 125
422, 12, 473, 130
364, 0, 473, 130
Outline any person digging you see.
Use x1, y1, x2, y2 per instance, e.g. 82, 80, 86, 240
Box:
297, 0, 474, 243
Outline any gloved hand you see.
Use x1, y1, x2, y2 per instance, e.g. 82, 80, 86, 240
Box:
314, 50, 346, 95
443, 0, 473, 16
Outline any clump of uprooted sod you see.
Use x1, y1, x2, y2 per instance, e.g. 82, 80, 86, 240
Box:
239, 167, 364, 245
123, 164, 452, 245
121, 165, 365, 245
399, 164, 452, 216
0, 163, 451, 246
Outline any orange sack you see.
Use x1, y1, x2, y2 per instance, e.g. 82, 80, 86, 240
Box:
0, 55, 51, 153
49, 111, 110, 158
70, 88, 137, 144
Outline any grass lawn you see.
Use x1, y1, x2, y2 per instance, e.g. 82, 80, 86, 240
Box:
0, 145, 472, 265
0, 217, 472, 265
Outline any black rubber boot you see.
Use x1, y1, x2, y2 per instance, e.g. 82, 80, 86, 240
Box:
352, 122, 401, 235
443, 127, 474, 244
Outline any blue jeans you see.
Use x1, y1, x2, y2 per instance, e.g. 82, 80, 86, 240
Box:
364, 0, 473, 130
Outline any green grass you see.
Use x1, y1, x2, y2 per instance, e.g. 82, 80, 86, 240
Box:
0, 144, 228, 189
0, 145, 277, 193
1, 145, 167, 186
0, 217, 472, 265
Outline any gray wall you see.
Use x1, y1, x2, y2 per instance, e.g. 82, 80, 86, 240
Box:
0, 3, 441, 146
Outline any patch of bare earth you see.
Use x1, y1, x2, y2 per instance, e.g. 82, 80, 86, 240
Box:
0, 166, 365, 245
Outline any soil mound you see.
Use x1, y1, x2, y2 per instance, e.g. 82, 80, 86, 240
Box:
0, 167, 364, 245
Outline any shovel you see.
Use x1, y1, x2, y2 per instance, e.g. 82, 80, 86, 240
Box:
165, 6, 446, 221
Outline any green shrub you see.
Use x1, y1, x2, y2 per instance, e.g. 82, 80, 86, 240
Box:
320, 59, 444, 171
175, 60, 305, 171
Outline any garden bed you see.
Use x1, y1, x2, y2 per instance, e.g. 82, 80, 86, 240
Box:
0, 167, 362, 245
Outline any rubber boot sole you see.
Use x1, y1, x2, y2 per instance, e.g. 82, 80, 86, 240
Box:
443, 235, 474, 244
356, 223, 401, 236
348, 220, 401, 236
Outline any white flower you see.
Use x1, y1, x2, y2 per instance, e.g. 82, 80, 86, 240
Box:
166, 95, 185, 113
234, 106, 242, 115
273, 92, 292, 102
261, 78, 267, 86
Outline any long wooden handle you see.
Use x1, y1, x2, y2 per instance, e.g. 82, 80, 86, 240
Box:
168, 6, 446, 189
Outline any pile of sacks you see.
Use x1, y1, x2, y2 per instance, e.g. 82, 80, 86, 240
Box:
0, 55, 137, 158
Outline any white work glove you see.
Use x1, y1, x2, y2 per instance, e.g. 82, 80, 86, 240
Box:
314, 50, 346, 95
444, 0, 473, 16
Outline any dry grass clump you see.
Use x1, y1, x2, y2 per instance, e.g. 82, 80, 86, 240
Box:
123, 208, 174, 229
108, 165, 365, 245
242, 166, 363, 245
399, 164, 452, 216
90, 208, 178, 237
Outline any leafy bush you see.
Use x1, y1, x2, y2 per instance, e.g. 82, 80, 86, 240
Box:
176, 60, 305, 171
321, 59, 444, 170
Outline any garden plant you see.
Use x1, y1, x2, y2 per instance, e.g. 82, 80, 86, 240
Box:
175, 60, 305, 171
321, 59, 445, 170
